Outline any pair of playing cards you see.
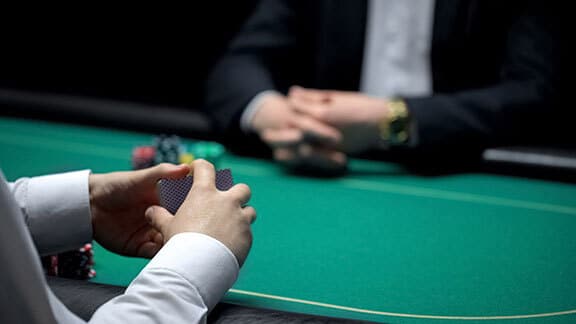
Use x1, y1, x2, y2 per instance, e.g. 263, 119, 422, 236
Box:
158, 169, 234, 214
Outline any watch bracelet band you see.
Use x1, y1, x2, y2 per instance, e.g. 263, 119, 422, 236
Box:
378, 99, 411, 146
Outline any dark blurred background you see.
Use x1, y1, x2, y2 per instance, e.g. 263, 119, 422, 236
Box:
0, 2, 573, 176
0, 3, 259, 137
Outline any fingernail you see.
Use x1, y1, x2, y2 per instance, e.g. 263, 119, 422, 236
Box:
145, 206, 154, 218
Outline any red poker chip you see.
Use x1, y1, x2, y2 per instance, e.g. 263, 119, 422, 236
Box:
133, 146, 156, 158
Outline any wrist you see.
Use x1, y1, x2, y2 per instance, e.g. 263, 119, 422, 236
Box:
88, 174, 99, 208
241, 90, 282, 133
88, 174, 104, 234
250, 93, 290, 133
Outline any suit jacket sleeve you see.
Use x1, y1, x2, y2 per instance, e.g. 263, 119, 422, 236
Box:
203, 0, 304, 135
405, 2, 561, 151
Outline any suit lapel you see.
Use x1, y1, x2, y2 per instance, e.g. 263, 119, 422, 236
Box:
430, 0, 470, 90
314, 0, 367, 90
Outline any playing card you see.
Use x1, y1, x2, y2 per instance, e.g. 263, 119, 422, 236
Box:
158, 169, 234, 214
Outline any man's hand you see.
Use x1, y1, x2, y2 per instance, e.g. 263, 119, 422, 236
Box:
289, 87, 390, 154
89, 163, 191, 258
144, 160, 256, 266
251, 93, 347, 172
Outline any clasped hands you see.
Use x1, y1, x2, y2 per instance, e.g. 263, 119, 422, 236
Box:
251, 86, 391, 172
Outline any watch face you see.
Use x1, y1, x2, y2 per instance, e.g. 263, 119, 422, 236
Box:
389, 120, 407, 144
378, 100, 411, 145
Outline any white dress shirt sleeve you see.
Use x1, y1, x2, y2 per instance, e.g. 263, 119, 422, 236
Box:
9, 170, 93, 255
90, 233, 239, 324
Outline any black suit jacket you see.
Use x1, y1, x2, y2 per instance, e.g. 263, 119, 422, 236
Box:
203, 0, 562, 153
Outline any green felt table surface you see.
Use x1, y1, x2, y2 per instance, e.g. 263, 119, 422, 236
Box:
1, 117, 575, 323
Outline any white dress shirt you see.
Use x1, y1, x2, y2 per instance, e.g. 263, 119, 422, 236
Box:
240, 0, 435, 132
360, 0, 434, 98
0, 170, 238, 323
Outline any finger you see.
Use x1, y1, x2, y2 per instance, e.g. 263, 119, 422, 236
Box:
228, 183, 252, 205
190, 159, 216, 190
242, 206, 257, 224
261, 128, 303, 147
144, 163, 190, 184
289, 86, 331, 103
153, 231, 164, 245
289, 96, 328, 120
145, 206, 173, 236
137, 241, 162, 259
291, 114, 342, 145
297, 144, 347, 169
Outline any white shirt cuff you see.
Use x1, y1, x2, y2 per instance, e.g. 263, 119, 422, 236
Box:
143, 232, 239, 311
26, 170, 92, 255
239, 90, 281, 133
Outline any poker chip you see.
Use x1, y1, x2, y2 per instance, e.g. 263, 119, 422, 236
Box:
179, 153, 195, 165
190, 141, 225, 168
41, 242, 96, 280
131, 146, 156, 170
153, 135, 181, 165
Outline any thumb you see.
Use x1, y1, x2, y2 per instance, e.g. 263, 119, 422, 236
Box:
145, 206, 173, 238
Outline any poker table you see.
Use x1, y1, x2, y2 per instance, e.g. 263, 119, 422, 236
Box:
1, 116, 576, 323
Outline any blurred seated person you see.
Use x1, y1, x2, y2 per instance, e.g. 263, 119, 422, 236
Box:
0, 160, 255, 323
203, 0, 561, 172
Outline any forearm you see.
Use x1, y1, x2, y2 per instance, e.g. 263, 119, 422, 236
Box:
90, 233, 239, 323
376, 0, 560, 152
240, 90, 283, 133
406, 80, 553, 150
408, 5, 558, 151
204, 56, 278, 133
203, 0, 305, 133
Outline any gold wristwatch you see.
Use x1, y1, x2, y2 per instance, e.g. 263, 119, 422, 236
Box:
378, 99, 411, 146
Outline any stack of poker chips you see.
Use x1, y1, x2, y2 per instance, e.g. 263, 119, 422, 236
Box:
41, 243, 96, 280
153, 135, 181, 165
132, 135, 225, 170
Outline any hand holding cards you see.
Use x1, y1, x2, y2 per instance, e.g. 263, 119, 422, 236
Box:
147, 160, 255, 266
